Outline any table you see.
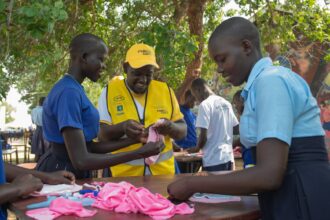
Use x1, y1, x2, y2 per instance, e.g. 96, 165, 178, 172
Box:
174, 152, 202, 173
10, 175, 261, 220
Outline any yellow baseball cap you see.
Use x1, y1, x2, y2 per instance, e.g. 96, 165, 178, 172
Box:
125, 43, 159, 69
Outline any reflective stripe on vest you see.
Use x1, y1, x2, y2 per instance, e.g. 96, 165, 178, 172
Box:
124, 149, 173, 166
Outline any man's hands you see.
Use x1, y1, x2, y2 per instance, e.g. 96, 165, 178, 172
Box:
153, 119, 173, 136
124, 120, 148, 143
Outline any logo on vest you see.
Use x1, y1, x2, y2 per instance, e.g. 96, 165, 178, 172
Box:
116, 105, 124, 115
113, 95, 125, 102
156, 108, 168, 114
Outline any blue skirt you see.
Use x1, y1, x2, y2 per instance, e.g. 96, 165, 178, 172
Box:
36, 142, 91, 179
258, 136, 330, 220
31, 126, 49, 156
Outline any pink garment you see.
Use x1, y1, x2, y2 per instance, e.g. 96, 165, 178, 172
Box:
26, 208, 61, 220
26, 197, 97, 220
145, 119, 165, 165
92, 181, 194, 220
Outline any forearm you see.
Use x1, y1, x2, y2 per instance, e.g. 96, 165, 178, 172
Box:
64, 127, 146, 171
187, 166, 280, 195
98, 122, 126, 141
196, 136, 207, 150
0, 184, 22, 204
232, 135, 241, 147
233, 125, 239, 135
168, 121, 187, 140
196, 128, 207, 149
89, 138, 138, 153
72, 150, 144, 170
5, 163, 49, 183
187, 139, 288, 195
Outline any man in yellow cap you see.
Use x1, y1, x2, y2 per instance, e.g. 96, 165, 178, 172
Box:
98, 43, 187, 177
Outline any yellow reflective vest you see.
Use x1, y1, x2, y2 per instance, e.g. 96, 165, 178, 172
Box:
106, 76, 175, 176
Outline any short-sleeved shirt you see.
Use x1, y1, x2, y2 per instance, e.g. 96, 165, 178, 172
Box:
98, 83, 183, 125
43, 74, 100, 144
31, 106, 43, 126
0, 148, 7, 219
240, 57, 324, 148
196, 95, 239, 167
175, 106, 197, 148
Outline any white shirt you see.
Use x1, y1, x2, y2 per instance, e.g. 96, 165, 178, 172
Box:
31, 106, 43, 126
196, 95, 239, 167
98, 87, 144, 124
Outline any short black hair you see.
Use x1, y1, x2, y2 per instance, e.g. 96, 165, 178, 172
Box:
184, 89, 193, 99
191, 78, 207, 90
69, 33, 105, 58
209, 17, 261, 52
232, 90, 243, 101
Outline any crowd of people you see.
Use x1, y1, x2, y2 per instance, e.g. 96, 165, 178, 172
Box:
1, 16, 329, 220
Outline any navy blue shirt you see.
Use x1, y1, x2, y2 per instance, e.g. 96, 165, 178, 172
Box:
175, 106, 197, 148
43, 75, 100, 144
0, 147, 7, 219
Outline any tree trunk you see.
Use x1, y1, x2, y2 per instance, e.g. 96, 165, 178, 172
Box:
175, 0, 208, 104
173, 0, 189, 24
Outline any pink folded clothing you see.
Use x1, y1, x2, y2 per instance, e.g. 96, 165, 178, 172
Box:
26, 208, 61, 220
145, 119, 165, 165
92, 181, 194, 220
26, 197, 97, 220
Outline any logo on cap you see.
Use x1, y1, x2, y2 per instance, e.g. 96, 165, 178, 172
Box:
138, 50, 151, 56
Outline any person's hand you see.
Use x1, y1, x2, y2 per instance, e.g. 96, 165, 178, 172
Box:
124, 120, 145, 140
137, 141, 165, 158
139, 128, 149, 144
187, 146, 200, 154
12, 174, 43, 197
193, 171, 210, 176
42, 171, 75, 185
153, 119, 173, 136
167, 177, 194, 201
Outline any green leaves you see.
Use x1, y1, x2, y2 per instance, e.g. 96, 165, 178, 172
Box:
0, 0, 328, 105
17, 1, 68, 38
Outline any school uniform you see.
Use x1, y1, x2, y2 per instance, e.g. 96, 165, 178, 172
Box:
240, 57, 330, 220
36, 74, 99, 179
241, 145, 256, 168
